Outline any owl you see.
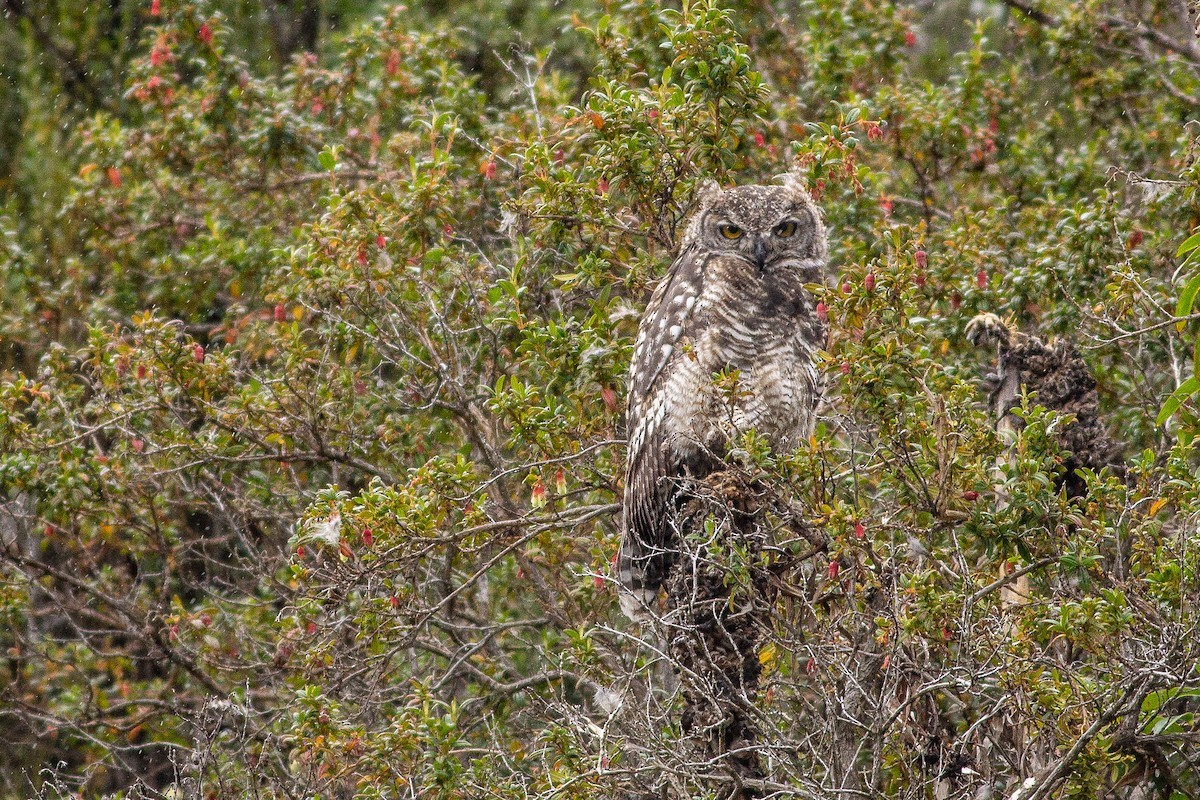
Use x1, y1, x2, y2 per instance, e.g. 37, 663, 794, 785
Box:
618, 173, 828, 619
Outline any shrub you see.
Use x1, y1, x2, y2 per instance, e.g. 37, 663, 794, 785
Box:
1, 0, 1198, 797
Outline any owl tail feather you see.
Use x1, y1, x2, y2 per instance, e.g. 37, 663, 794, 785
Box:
618, 587, 655, 623
616, 533, 662, 623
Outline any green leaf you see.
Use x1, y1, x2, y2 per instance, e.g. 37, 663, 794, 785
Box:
1142, 686, 1200, 712
318, 147, 337, 171
1176, 230, 1200, 258
1175, 272, 1200, 331
1015, 539, 1032, 562
1156, 375, 1200, 427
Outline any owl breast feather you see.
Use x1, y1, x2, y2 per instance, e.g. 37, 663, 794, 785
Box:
660, 258, 822, 459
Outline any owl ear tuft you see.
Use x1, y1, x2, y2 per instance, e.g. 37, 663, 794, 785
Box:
694, 178, 722, 207
778, 167, 812, 196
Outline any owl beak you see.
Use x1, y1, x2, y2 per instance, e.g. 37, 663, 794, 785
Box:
752, 236, 768, 270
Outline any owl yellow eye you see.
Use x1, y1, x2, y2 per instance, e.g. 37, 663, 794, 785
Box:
718, 224, 743, 240
773, 220, 798, 238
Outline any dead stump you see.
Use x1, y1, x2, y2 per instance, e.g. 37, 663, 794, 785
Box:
661, 470, 780, 799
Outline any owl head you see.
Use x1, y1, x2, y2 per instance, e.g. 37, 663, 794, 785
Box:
682, 171, 827, 277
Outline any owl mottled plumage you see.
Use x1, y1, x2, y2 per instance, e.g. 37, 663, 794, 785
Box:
619, 174, 828, 618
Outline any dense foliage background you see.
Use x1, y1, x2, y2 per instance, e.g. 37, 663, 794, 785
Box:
2, 0, 1199, 797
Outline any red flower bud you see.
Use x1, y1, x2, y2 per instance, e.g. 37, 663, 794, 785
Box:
840, 361, 850, 375
976, 268, 988, 289
274, 303, 286, 323
150, 43, 171, 65
107, 167, 122, 187
815, 301, 827, 322
754, 131, 765, 147
192, 343, 205, 362
482, 160, 497, 180
827, 560, 840, 579
854, 521, 865, 539
149, 0, 160, 15
914, 249, 927, 269
198, 23, 212, 46
864, 272, 876, 291
362, 528, 373, 548
905, 29, 916, 46
962, 490, 979, 501
841, 281, 852, 294
389, 595, 400, 608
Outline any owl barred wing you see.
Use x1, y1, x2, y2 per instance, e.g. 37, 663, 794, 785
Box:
619, 244, 709, 613
616, 412, 672, 605
626, 243, 707, 417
